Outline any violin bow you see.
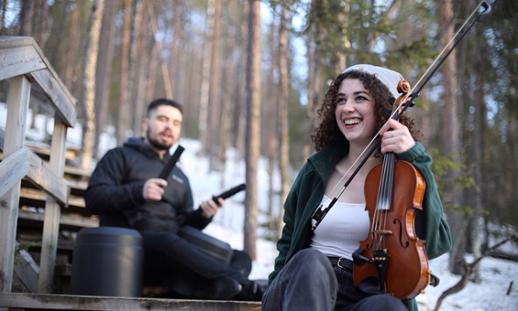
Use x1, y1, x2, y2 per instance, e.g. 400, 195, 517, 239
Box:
311, 0, 491, 231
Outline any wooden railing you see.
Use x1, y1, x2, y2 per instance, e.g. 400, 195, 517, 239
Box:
0, 36, 77, 294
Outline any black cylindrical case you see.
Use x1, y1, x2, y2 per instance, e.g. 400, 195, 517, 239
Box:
70, 226, 143, 297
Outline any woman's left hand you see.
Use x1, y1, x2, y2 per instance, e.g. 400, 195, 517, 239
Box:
380, 119, 415, 154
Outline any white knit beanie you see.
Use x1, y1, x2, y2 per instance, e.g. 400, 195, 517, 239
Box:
342, 64, 404, 98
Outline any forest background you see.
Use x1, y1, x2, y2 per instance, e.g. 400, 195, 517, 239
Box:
0, 0, 516, 281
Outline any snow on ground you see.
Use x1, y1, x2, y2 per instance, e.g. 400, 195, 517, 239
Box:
416, 254, 517, 310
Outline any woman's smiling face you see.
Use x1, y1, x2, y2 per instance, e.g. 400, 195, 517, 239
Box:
335, 78, 377, 147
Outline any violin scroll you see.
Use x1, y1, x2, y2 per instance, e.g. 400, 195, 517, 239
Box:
397, 80, 411, 95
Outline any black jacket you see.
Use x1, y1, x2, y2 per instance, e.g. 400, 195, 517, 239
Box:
85, 137, 210, 232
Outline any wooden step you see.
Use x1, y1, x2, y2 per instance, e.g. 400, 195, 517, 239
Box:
20, 187, 87, 210
17, 209, 99, 230
0, 292, 262, 311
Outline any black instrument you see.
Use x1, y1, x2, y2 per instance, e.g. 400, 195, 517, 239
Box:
158, 145, 185, 179
211, 183, 246, 206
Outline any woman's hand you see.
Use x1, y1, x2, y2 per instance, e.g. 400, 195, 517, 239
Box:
380, 119, 415, 154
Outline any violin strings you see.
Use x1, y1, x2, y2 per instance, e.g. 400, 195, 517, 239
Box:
382, 154, 395, 249
373, 154, 387, 250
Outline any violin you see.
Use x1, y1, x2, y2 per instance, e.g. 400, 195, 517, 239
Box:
352, 81, 429, 299
310, 0, 490, 299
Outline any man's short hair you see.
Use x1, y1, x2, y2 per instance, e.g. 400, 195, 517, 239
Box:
146, 98, 183, 116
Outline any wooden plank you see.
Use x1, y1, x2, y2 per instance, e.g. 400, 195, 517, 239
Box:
66, 179, 88, 192
13, 248, 39, 292
0, 35, 37, 49
39, 121, 68, 293
0, 43, 46, 81
0, 292, 262, 311
0, 36, 77, 127
0, 148, 30, 198
64, 165, 90, 180
2, 77, 30, 155
20, 188, 85, 210
0, 149, 68, 205
17, 210, 99, 229
0, 76, 31, 292
25, 140, 81, 162
29, 69, 76, 127
25, 149, 68, 206
1, 148, 88, 182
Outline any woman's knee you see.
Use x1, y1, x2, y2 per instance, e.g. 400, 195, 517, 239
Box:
353, 294, 406, 311
287, 249, 334, 280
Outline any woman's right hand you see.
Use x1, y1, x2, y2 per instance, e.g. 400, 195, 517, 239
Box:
380, 119, 416, 154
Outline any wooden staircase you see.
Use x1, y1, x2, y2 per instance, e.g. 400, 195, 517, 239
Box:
0, 36, 261, 310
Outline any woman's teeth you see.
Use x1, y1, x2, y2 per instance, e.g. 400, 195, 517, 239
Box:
344, 118, 361, 125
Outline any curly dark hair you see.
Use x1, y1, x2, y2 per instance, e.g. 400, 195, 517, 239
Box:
311, 70, 417, 152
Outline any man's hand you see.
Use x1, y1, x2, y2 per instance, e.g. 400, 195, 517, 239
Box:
143, 178, 168, 201
200, 198, 224, 218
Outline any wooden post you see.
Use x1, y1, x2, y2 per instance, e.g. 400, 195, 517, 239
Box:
0, 76, 31, 292
38, 120, 67, 293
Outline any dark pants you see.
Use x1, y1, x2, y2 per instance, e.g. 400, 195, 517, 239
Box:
262, 249, 407, 311
141, 230, 251, 298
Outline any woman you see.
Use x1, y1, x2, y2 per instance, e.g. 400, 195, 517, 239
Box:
262, 64, 452, 311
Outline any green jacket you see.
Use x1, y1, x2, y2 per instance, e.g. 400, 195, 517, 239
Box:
269, 142, 452, 311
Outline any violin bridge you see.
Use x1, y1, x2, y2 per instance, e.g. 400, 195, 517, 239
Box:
373, 229, 393, 235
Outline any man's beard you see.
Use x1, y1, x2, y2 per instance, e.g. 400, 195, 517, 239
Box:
146, 129, 173, 151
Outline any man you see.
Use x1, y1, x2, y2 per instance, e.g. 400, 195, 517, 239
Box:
85, 98, 260, 300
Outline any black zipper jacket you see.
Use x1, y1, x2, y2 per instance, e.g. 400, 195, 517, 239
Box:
85, 137, 210, 232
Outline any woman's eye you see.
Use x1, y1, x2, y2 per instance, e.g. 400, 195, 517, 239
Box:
356, 96, 368, 102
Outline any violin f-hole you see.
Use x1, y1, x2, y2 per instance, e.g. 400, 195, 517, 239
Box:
393, 218, 410, 248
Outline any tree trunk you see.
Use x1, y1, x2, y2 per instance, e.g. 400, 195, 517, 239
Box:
235, 0, 249, 159
128, 0, 144, 134
186, 35, 203, 137
218, 58, 234, 188
277, 5, 290, 238
146, 2, 173, 99
95, 0, 116, 157
117, 0, 132, 144
218, 9, 238, 187
208, 0, 223, 170
34, 0, 50, 49
266, 15, 278, 234
439, 0, 465, 275
63, 2, 80, 92
198, 0, 216, 157
19, 0, 33, 35
1, 0, 7, 31
169, 0, 182, 98
468, 13, 486, 281
130, 1, 149, 135
305, 19, 322, 159
81, 0, 105, 172
244, 0, 261, 260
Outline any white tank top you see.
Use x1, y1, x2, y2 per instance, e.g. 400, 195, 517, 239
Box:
310, 195, 370, 260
